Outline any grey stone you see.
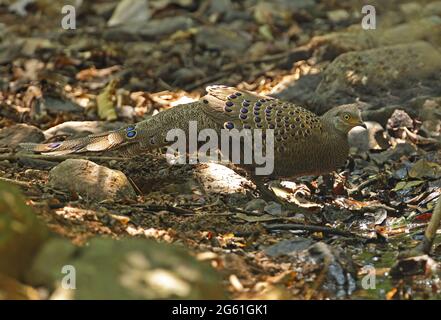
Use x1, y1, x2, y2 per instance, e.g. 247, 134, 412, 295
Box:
264, 201, 283, 216
315, 42, 441, 108
0, 181, 48, 279
26, 238, 225, 299
108, 0, 150, 27
195, 26, 251, 53
327, 9, 350, 23
48, 159, 136, 201
0, 124, 44, 148
104, 16, 194, 41
245, 199, 267, 214
38, 97, 83, 114
264, 238, 315, 257
310, 18, 441, 60
369, 143, 418, 165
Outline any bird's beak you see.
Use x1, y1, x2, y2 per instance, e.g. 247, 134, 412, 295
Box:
357, 121, 367, 129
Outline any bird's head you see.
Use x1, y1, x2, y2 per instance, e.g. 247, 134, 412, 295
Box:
322, 104, 366, 134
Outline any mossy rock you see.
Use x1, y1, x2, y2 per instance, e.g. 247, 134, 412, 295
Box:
26, 237, 226, 299
0, 181, 48, 279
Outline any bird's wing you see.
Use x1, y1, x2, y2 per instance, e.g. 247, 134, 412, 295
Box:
200, 85, 323, 144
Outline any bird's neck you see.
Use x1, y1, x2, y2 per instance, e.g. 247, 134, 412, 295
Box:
321, 119, 350, 168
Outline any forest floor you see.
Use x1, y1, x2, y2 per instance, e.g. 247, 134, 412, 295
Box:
1, 0, 441, 299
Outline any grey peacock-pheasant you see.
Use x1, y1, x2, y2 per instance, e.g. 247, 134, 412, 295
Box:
21, 85, 366, 200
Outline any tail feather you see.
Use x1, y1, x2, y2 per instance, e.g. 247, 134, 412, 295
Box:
19, 125, 139, 156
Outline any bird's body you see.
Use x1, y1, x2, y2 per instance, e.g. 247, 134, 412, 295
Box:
21, 85, 365, 180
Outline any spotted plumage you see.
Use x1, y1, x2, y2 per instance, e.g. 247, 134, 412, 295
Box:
20, 85, 365, 179
202, 85, 323, 146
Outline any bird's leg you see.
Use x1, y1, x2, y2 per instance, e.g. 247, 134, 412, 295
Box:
251, 176, 301, 212
251, 176, 280, 202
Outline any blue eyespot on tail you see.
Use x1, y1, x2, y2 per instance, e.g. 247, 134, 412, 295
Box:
127, 130, 137, 138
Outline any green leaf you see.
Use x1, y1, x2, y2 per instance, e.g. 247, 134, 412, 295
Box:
97, 79, 118, 121
392, 180, 424, 191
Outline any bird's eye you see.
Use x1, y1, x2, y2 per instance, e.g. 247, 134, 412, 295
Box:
343, 114, 350, 121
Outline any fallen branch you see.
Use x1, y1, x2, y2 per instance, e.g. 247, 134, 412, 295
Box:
420, 196, 441, 254
347, 175, 379, 195
0, 176, 31, 188
133, 203, 195, 215
264, 223, 368, 239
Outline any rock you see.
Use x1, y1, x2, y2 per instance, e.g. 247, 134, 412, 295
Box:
423, 1, 441, 16
48, 159, 136, 201
104, 16, 194, 41
310, 17, 441, 60
245, 199, 267, 214
387, 109, 414, 131
362, 104, 415, 127
378, 17, 441, 48
170, 68, 205, 86
149, 0, 194, 11
264, 201, 283, 215
315, 42, 441, 108
265, 240, 357, 297
272, 73, 322, 106
0, 124, 45, 148
207, 0, 232, 16
194, 163, 250, 195
246, 41, 270, 60
273, 0, 316, 10
38, 97, 83, 114
400, 2, 422, 17
305, 242, 357, 298
254, 1, 293, 27
26, 238, 225, 299
0, 181, 48, 279
419, 98, 441, 122
264, 238, 314, 257
108, 0, 150, 27
348, 121, 387, 151
327, 9, 350, 23
419, 98, 441, 137
369, 143, 418, 165
195, 26, 251, 53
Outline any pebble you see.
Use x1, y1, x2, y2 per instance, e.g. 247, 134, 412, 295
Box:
48, 159, 136, 201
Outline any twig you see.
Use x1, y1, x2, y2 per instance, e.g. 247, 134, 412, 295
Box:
127, 176, 142, 195
420, 195, 441, 253
133, 203, 195, 215
347, 176, 379, 195
403, 127, 440, 146
264, 223, 367, 239
0, 176, 31, 188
